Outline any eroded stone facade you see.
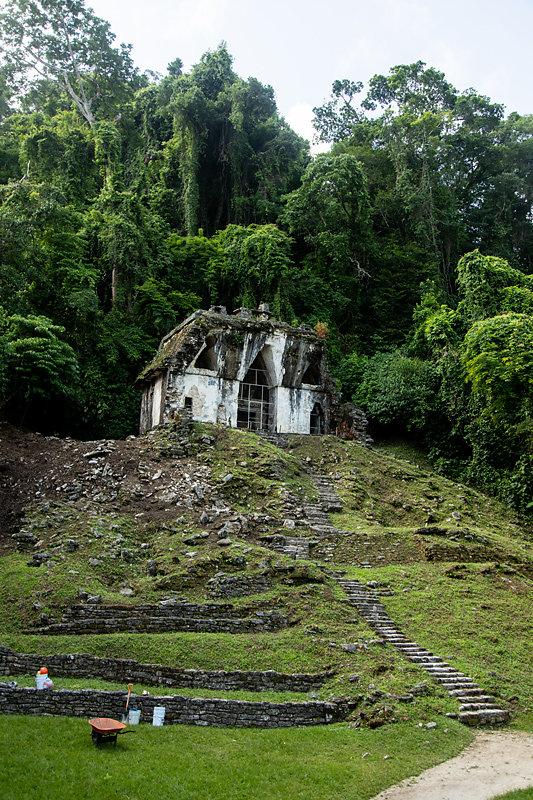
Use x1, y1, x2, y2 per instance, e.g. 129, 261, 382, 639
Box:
136, 305, 339, 435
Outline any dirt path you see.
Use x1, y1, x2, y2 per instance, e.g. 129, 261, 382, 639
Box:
372, 731, 533, 800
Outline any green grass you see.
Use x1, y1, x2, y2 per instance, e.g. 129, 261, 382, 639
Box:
289, 433, 530, 541
510, 713, 533, 733
4, 674, 308, 703
493, 790, 533, 800
0, 715, 473, 800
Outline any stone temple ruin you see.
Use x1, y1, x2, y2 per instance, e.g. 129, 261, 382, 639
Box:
136, 305, 340, 436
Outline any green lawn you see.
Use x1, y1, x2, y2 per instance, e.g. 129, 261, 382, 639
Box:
0, 715, 473, 800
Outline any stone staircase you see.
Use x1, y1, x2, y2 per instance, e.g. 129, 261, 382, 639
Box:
254, 430, 289, 448
258, 454, 510, 726
266, 534, 311, 559
303, 472, 344, 535
337, 577, 509, 726
266, 472, 345, 558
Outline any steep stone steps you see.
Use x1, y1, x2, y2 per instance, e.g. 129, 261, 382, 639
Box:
262, 473, 345, 558
254, 431, 289, 449
301, 473, 345, 536
269, 536, 310, 559
337, 577, 509, 726
261, 534, 311, 559
310, 473, 344, 513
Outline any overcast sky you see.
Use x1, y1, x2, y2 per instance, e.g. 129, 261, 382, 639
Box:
87, 0, 532, 146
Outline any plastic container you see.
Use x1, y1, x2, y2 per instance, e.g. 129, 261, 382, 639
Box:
152, 706, 165, 726
35, 674, 47, 690
128, 708, 141, 725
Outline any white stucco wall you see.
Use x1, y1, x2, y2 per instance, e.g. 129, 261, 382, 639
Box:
151, 374, 164, 426
275, 386, 324, 434
167, 371, 240, 426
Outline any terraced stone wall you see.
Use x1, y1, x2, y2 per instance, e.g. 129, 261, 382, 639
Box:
0, 685, 351, 728
30, 603, 287, 635
207, 574, 272, 598
0, 648, 332, 692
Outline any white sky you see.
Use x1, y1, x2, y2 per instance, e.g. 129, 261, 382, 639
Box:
87, 0, 532, 146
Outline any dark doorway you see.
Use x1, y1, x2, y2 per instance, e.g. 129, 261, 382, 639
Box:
310, 402, 324, 435
237, 352, 273, 431
302, 362, 321, 385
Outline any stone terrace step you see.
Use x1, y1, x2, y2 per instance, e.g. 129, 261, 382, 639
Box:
30, 611, 288, 636
0, 646, 334, 693
63, 601, 267, 621
459, 702, 501, 711
459, 709, 510, 725
444, 686, 482, 695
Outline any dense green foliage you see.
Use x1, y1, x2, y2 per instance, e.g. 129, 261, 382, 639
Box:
348, 252, 533, 510
0, 1, 531, 506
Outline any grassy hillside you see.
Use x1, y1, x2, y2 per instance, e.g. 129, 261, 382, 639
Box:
1, 421, 531, 719
0, 420, 532, 796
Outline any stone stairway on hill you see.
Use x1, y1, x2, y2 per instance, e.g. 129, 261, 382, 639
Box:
268, 472, 346, 559
254, 430, 289, 448
303, 472, 344, 535
337, 577, 510, 726
266, 535, 311, 559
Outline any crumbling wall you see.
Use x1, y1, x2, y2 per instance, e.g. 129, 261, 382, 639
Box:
336, 403, 373, 445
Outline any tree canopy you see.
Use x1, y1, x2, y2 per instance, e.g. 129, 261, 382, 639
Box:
0, 0, 140, 126
0, 3, 532, 511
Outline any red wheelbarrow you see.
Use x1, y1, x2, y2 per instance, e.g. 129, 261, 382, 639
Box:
89, 717, 135, 748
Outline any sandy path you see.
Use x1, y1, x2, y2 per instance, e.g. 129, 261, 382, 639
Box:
371, 731, 533, 800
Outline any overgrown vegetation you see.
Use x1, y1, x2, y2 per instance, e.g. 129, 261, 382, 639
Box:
0, 1, 532, 792
0, 1, 532, 508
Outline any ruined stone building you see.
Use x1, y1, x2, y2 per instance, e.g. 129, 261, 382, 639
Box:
136, 305, 339, 435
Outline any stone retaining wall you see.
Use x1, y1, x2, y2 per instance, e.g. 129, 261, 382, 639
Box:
32, 611, 286, 635
423, 543, 501, 562
63, 601, 269, 620
207, 574, 272, 599
0, 647, 333, 692
0, 685, 351, 728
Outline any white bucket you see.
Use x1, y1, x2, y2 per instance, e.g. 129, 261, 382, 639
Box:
128, 708, 141, 725
152, 706, 165, 726
35, 674, 47, 690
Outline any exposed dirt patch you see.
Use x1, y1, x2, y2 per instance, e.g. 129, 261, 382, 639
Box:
0, 422, 209, 547
371, 731, 533, 800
